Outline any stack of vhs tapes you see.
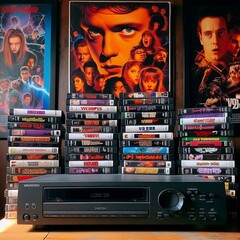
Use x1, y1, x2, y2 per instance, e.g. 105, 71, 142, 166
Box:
5, 108, 63, 219
177, 106, 238, 213
65, 93, 118, 174
118, 91, 175, 175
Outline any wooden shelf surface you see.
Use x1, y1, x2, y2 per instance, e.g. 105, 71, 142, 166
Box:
1, 219, 240, 240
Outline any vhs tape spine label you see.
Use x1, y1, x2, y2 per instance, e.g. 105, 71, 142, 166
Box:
68, 161, 114, 167
178, 147, 234, 154
120, 104, 174, 112
66, 167, 114, 174
8, 147, 59, 154
178, 153, 234, 160
9, 129, 61, 136
179, 160, 235, 168
121, 111, 173, 119
8, 115, 62, 123
119, 154, 173, 161
119, 98, 173, 105
179, 167, 236, 175
121, 147, 172, 154
121, 125, 172, 132
66, 133, 116, 140
179, 117, 229, 125
10, 109, 62, 116
65, 153, 116, 161
120, 140, 174, 147
121, 132, 173, 140
120, 167, 171, 175
66, 119, 118, 126
66, 105, 117, 112
178, 107, 231, 114
119, 91, 170, 99
67, 93, 115, 99
67, 99, 116, 106
9, 160, 59, 167
7, 167, 61, 175
122, 161, 172, 168
67, 112, 118, 119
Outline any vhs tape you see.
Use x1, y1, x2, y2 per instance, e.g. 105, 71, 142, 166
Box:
179, 140, 233, 147
66, 105, 117, 112
178, 123, 233, 131
178, 153, 234, 161
121, 125, 173, 132
67, 93, 115, 99
119, 104, 174, 112
67, 112, 118, 120
8, 115, 62, 123
7, 122, 61, 130
9, 129, 61, 136
178, 147, 234, 154
6, 154, 59, 161
120, 132, 173, 140
119, 167, 171, 175
66, 146, 117, 154
119, 97, 173, 105
65, 167, 114, 174
179, 167, 237, 175
10, 109, 62, 117
120, 147, 173, 154
7, 167, 61, 175
119, 154, 173, 161
66, 98, 117, 106
200, 175, 235, 183
8, 147, 59, 154
9, 160, 60, 168
65, 153, 116, 161
121, 118, 174, 125
8, 142, 60, 147
67, 160, 115, 167
178, 107, 231, 115
66, 119, 118, 126
179, 160, 235, 168
6, 174, 38, 183
65, 140, 117, 147
121, 160, 172, 168
67, 126, 118, 133
8, 136, 60, 143
178, 130, 234, 137
121, 111, 174, 119
119, 91, 170, 99
178, 117, 230, 125
119, 139, 174, 147
66, 133, 117, 140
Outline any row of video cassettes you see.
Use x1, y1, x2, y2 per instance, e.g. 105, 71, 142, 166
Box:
5, 108, 63, 219
118, 91, 176, 175
65, 93, 119, 174
177, 107, 238, 213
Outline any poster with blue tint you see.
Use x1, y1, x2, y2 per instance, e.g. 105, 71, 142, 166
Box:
0, 1, 57, 138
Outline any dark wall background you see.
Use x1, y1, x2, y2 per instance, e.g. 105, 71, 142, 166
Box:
0, 0, 187, 219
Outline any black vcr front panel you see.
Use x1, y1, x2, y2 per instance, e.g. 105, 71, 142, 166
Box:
17, 174, 226, 226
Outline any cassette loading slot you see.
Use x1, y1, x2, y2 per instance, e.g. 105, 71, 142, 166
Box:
43, 210, 149, 218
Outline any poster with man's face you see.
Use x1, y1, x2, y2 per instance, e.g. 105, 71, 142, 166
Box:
184, 0, 240, 117
69, 1, 171, 98
0, 2, 56, 138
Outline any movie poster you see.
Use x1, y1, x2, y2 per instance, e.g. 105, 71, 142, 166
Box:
0, 3, 55, 138
184, 0, 240, 114
69, 1, 172, 98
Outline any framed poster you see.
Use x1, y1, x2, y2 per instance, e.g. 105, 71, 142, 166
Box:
183, 0, 240, 112
0, 0, 57, 138
69, 1, 172, 98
